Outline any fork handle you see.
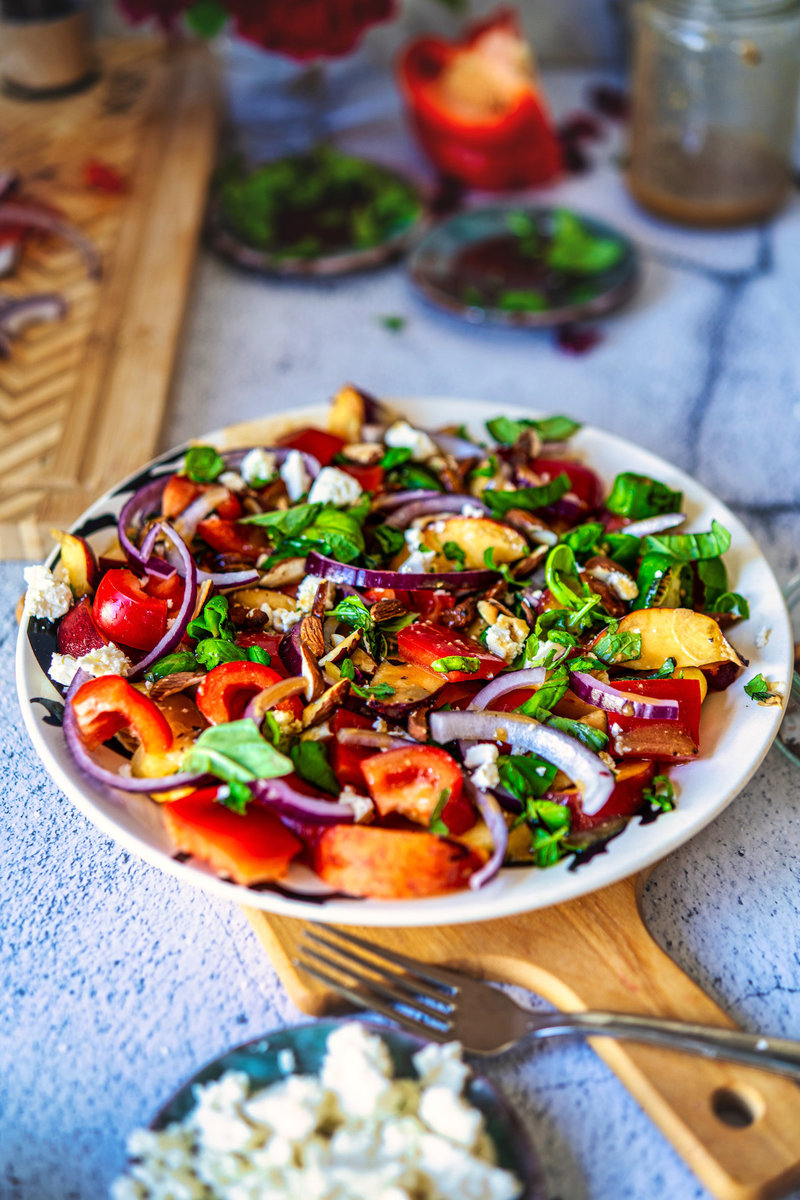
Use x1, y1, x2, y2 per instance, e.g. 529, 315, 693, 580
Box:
528, 1011, 800, 1081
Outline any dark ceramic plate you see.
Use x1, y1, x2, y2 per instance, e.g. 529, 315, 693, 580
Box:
207, 160, 426, 279
408, 205, 639, 328
145, 1019, 544, 1198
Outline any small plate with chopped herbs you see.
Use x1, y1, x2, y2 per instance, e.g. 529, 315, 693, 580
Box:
408, 206, 639, 328
208, 147, 425, 277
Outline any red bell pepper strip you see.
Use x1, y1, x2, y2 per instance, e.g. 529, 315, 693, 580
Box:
361, 743, 473, 832
92, 567, 167, 652
277, 427, 346, 466
607, 677, 703, 762
71, 675, 174, 753
397, 621, 505, 682
398, 8, 561, 191
162, 475, 243, 522
195, 660, 303, 725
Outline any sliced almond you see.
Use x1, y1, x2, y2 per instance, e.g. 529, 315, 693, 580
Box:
352, 646, 378, 674
300, 612, 325, 658
258, 557, 307, 587
341, 442, 383, 465
300, 643, 326, 701
190, 579, 213, 622
312, 580, 335, 619
319, 628, 362, 667
302, 677, 351, 727
370, 598, 408, 624
150, 672, 206, 700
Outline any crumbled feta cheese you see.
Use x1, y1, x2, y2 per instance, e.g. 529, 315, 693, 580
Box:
525, 638, 567, 668
23, 564, 73, 621
301, 721, 331, 741
241, 447, 278, 487
218, 470, 246, 493
756, 625, 771, 649
372, 716, 389, 733
460, 503, 485, 519
340, 786, 374, 822
296, 573, 335, 613
280, 449, 311, 501
270, 607, 302, 633
400, 528, 436, 575
464, 742, 500, 791
49, 642, 132, 687
111, 1022, 523, 1200
485, 614, 529, 665
307, 466, 364, 507
384, 419, 438, 462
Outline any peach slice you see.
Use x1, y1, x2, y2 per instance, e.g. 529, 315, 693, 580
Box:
612, 608, 744, 673
51, 528, 98, 597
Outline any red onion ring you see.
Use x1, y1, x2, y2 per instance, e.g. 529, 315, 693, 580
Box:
371, 489, 442, 511
619, 512, 686, 538
464, 779, 508, 889
430, 431, 483, 460
63, 672, 210, 793
250, 777, 355, 825
0, 202, 102, 279
336, 727, 412, 751
173, 486, 230, 542
429, 709, 614, 816
469, 668, 545, 712
569, 671, 679, 720
385, 494, 489, 528
127, 524, 197, 680
305, 550, 499, 592
119, 477, 168, 569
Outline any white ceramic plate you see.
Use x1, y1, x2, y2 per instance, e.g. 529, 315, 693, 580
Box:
16, 398, 793, 927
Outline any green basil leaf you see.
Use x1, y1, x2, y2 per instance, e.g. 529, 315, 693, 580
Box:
712, 592, 750, 619
290, 741, 340, 796
182, 721, 293, 783
262, 711, 295, 753
526, 822, 570, 868
469, 454, 498, 480
546, 714, 609, 751
194, 640, 251, 670
545, 543, 588, 610
497, 289, 548, 313
605, 472, 683, 520
497, 754, 557, 801
187, 595, 235, 642
592, 624, 642, 664
240, 502, 321, 533
380, 447, 413, 470
644, 519, 731, 563
518, 664, 569, 718
546, 210, 624, 275
744, 673, 773, 702
431, 654, 481, 674
215, 779, 253, 815
429, 787, 451, 836
247, 646, 271, 665
184, 445, 225, 484
485, 416, 581, 447
485, 474, 571, 519
330, 596, 373, 632
385, 462, 444, 492
144, 650, 199, 681
442, 540, 466, 566
560, 522, 605, 559
642, 774, 675, 812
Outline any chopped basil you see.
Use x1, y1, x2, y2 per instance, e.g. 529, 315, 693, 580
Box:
545, 542, 589, 610
744, 673, 772, 702
713, 592, 750, 619
262, 711, 294, 753
182, 720, 293, 785
385, 462, 444, 492
546, 210, 624, 275
429, 788, 451, 836
527, 824, 570, 868
373, 525, 406, 557
380, 315, 406, 332
482, 547, 523, 588
184, 444, 225, 483
497, 289, 548, 313
485, 474, 571, 519
545, 714, 609, 751
241, 501, 320, 533
497, 754, 557, 801
485, 416, 581, 447
380, 447, 413, 470
290, 741, 339, 796
331, 596, 372, 631
194, 640, 251, 670
592, 624, 642, 665
643, 518, 731, 563
469, 454, 498, 480
442, 540, 466, 567
431, 655, 480, 674
216, 779, 253, 815
642, 774, 675, 812
560, 521, 605, 559
615, 655, 677, 681
517, 664, 569, 718
187, 594, 235, 642
144, 650, 199, 681
605, 472, 682, 520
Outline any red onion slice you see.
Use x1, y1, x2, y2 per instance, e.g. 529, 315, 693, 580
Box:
0, 202, 102, 279
305, 550, 499, 592
468, 668, 545, 712
250, 777, 355, 825
63, 672, 210, 794
430, 431, 483, 460
429, 709, 614, 816
619, 512, 686, 538
464, 780, 508, 889
127, 524, 197, 680
386, 494, 489, 528
336, 727, 413, 751
371, 489, 442, 511
119, 477, 168, 568
569, 671, 679, 720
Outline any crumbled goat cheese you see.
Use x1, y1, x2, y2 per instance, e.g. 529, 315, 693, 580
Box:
384, 419, 438, 462
23, 564, 73, 621
525, 638, 567, 668
241, 447, 278, 487
301, 721, 331, 741
485, 614, 529, 665
296, 574, 335, 613
280, 450, 311, 501
464, 742, 500, 791
308, 466, 364, 507
49, 642, 132, 688
756, 626, 771, 649
340, 786, 374, 822
217, 470, 246, 493
460, 503, 485, 519
400, 528, 436, 575
372, 716, 389, 733
270, 607, 302, 633
111, 1023, 522, 1200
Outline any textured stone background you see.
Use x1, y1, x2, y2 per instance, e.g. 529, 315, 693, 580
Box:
3, 64, 800, 1200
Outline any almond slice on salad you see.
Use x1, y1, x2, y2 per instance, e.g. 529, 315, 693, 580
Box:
302, 678, 351, 728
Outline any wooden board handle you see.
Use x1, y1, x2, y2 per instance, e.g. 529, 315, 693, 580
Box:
245, 876, 800, 1200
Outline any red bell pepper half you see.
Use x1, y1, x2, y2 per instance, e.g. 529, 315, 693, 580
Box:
195, 660, 304, 725
71, 675, 174, 753
607, 677, 703, 762
397, 621, 505, 682
398, 8, 561, 191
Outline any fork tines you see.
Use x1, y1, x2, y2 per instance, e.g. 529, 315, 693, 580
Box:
294, 927, 461, 1042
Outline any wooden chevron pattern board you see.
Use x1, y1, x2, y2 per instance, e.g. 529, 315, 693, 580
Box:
0, 39, 218, 559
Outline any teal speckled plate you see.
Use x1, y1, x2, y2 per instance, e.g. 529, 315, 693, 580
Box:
149, 1019, 544, 1198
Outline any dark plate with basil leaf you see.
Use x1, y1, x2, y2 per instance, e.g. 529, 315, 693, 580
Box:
408, 206, 639, 328
208, 147, 425, 278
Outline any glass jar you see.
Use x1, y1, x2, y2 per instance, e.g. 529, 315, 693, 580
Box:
628, 0, 800, 226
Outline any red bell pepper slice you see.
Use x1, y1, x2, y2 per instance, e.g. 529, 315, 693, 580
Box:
195, 660, 303, 725
607, 677, 703, 762
195, 517, 270, 562
361, 743, 473, 833
397, 622, 505, 682
71, 675, 174, 753
398, 8, 561, 191
162, 475, 243, 522
162, 788, 302, 887
330, 709, 374, 790
564, 760, 656, 832
92, 567, 167, 652
339, 462, 384, 493
277, 427, 346, 467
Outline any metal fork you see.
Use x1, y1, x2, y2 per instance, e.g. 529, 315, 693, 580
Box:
295, 927, 800, 1080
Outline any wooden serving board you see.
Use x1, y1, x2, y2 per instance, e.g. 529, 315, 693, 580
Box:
246, 875, 800, 1200
0, 38, 218, 560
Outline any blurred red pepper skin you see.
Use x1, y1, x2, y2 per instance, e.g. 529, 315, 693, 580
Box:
339, 462, 384, 493
71, 676, 174, 753
330, 710, 373, 789
195, 517, 270, 563
398, 9, 561, 191
195, 660, 303, 725
92, 568, 167, 652
277, 427, 346, 467
162, 475, 242, 522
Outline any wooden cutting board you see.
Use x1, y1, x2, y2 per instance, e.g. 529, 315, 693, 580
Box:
246, 875, 800, 1200
0, 38, 218, 560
